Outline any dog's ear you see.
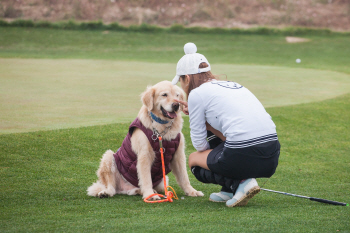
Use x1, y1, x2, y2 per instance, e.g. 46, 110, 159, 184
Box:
141, 85, 155, 111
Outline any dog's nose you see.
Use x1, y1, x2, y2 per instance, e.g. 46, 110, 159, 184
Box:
172, 102, 179, 112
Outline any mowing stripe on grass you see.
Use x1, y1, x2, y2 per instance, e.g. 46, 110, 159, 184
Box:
1, 58, 349, 134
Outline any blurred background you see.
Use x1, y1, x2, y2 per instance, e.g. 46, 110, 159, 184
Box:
1, 0, 350, 31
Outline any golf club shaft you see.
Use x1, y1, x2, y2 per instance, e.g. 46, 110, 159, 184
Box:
261, 188, 348, 206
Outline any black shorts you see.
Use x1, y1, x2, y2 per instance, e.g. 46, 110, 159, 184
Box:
207, 140, 281, 180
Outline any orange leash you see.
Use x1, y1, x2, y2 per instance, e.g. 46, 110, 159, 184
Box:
144, 136, 178, 203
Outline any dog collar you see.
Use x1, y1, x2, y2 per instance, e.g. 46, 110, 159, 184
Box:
149, 111, 169, 124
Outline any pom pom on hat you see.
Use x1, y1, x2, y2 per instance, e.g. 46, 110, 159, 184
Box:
184, 42, 197, 54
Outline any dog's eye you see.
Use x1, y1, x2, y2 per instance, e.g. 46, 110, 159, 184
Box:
162, 93, 168, 97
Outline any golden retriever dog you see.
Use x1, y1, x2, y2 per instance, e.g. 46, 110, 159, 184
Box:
87, 81, 204, 200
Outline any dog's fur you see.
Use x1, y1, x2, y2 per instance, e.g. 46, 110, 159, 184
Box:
87, 81, 204, 200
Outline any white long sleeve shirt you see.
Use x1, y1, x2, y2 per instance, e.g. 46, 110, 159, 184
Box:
188, 80, 277, 152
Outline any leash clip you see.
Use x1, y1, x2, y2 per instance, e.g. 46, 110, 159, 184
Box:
151, 132, 158, 141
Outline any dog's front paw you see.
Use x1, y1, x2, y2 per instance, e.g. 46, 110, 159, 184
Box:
186, 189, 204, 197
98, 190, 110, 198
142, 190, 160, 200
146, 195, 161, 201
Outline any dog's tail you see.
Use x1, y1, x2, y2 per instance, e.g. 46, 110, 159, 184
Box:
87, 181, 106, 197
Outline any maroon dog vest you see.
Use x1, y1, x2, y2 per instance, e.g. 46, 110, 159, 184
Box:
113, 118, 181, 188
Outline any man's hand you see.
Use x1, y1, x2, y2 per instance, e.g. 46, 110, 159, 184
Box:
174, 99, 189, 115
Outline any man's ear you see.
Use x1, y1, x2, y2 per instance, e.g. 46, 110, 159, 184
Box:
141, 86, 155, 111
184, 75, 190, 86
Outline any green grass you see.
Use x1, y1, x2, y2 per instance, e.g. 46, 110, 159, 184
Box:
1, 58, 349, 134
1, 27, 350, 74
0, 95, 349, 232
0, 27, 350, 232
1, 27, 349, 134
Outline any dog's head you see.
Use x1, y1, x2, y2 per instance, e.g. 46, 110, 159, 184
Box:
141, 81, 185, 121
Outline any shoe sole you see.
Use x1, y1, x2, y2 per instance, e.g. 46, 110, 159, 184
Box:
226, 186, 261, 207
209, 198, 227, 203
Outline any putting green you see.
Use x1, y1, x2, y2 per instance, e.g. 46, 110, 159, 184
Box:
1, 58, 350, 134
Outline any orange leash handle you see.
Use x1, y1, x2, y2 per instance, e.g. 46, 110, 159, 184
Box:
143, 136, 178, 203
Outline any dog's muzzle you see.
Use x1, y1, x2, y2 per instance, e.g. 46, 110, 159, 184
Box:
172, 102, 179, 112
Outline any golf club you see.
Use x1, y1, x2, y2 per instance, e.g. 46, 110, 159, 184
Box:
261, 188, 348, 206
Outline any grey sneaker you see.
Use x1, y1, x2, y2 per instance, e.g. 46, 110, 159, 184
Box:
209, 191, 234, 202
226, 178, 260, 207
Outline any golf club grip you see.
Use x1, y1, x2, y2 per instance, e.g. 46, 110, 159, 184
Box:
309, 197, 347, 206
